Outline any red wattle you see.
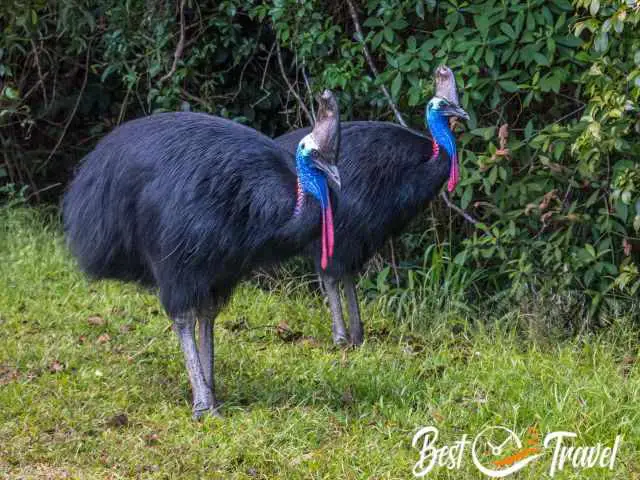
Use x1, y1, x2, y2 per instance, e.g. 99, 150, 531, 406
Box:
326, 194, 334, 258
447, 155, 459, 192
321, 207, 328, 270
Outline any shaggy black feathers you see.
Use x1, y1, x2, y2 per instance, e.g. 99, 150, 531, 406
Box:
63, 112, 322, 317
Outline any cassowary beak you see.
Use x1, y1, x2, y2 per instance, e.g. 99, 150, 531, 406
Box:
312, 153, 341, 190
440, 103, 470, 120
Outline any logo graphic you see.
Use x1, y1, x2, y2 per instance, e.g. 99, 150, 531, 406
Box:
470, 426, 543, 478
412, 425, 622, 478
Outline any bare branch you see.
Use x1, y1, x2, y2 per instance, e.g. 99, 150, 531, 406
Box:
159, 0, 186, 84
276, 43, 314, 126
30, 39, 48, 108
302, 65, 316, 123
40, 43, 92, 173
439, 191, 480, 226
346, 0, 407, 127
260, 41, 277, 90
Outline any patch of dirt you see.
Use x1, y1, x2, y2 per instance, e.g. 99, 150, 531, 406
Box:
0, 364, 19, 385
87, 315, 105, 326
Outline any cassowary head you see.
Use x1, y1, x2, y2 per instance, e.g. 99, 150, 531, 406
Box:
295, 89, 342, 270
425, 96, 469, 193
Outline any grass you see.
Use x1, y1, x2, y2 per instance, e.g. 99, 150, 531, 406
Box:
0, 206, 639, 479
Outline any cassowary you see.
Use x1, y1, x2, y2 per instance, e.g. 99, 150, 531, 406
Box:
63, 91, 341, 418
275, 96, 468, 345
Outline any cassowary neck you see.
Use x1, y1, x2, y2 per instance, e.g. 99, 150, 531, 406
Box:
427, 114, 456, 161
294, 153, 329, 215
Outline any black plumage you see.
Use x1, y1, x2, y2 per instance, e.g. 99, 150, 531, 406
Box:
275, 121, 452, 344
63, 93, 340, 418
65, 113, 320, 314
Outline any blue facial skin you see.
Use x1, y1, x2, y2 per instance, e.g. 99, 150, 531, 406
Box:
295, 139, 329, 210
425, 98, 457, 161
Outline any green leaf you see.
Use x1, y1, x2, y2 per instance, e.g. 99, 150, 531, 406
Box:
363, 18, 383, 28
556, 35, 583, 48
391, 73, 402, 99
390, 19, 408, 30
594, 32, 608, 52
585, 244, 596, 257
416, 1, 425, 19
461, 185, 473, 209
532, 52, 550, 66
526, 13, 536, 30
500, 23, 516, 39
524, 120, 534, 139
383, 27, 394, 43
3, 86, 19, 100
474, 15, 490, 38
485, 48, 495, 68
589, 0, 600, 16
489, 165, 498, 185
471, 127, 496, 140
499, 81, 519, 92
372, 31, 384, 50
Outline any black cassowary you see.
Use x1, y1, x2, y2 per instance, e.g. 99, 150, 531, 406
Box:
63, 91, 341, 418
275, 97, 468, 345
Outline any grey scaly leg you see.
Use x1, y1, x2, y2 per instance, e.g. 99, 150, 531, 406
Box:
343, 274, 364, 346
320, 272, 348, 345
197, 308, 215, 392
173, 310, 217, 419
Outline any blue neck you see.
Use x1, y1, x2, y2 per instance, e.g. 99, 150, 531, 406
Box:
296, 148, 329, 210
426, 111, 457, 160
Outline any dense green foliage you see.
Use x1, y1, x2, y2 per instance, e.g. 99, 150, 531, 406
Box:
1, 0, 639, 322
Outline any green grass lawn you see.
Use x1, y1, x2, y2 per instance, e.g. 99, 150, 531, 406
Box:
0, 207, 638, 479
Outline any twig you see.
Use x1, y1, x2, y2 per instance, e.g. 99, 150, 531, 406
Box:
40, 42, 92, 173
181, 88, 211, 109
229, 25, 263, 101
159, 0, 186, 84
439, 192, 479, 226
276, 43, 314, 125
261, 41, 277, 90
25, 182, 62, 201
30, 39, 48, 107
346, 0, 406, 127
302, 64, 316, 122
117, 86, 131, 125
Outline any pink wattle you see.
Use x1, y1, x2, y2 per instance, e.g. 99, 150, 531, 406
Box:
447, 154, 459, 193
326, 194, 334, 258
320, 187, 334, 271
321, 207, 328, 270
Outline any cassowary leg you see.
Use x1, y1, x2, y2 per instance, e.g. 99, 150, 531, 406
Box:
197, 306, 216, 393
320, 273, 348, 345
343, 274, 364, 346
173, 310, 218, 419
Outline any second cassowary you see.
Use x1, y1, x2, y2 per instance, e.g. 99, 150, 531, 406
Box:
275, 97, 469, 345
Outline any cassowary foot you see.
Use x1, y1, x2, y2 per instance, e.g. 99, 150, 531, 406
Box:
332, 332, 349, 346
349, 330, 364, 347
192, 400, 223, 420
